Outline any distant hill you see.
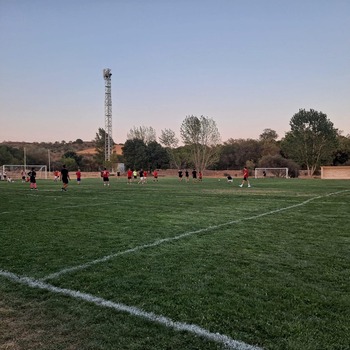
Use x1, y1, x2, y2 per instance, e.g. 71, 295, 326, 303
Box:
0, 141, 124, 164
77, 144, 123, 156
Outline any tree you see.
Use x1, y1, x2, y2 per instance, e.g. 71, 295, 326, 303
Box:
281, 109, 338, 176
127, 126, 156, 145
259, 129, 280, 157
60, 156, 77, 171
63, 151, 82, 167
122, 139, 148, 170
332, 134, 350, 165
146, 141, 170, 170
0, 145, 24, 164
159, 128, 180, 168
94, 128, 115, 166
259, 128, 278, 142
215, 139, 261, 170
180, 115, 221, 171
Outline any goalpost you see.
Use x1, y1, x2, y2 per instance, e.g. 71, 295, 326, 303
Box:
254, 167, 289, 179
2, 165, 48, 180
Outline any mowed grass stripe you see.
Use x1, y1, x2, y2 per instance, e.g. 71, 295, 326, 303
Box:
41, 190, 348, 281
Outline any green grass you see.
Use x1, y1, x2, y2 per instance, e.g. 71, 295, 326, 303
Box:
0, 177, 349, 350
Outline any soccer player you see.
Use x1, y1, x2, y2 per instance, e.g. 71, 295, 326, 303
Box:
21, 170, 26, 183
138, 169, 145, 184
127, 168, 133, 184
54, 170, 60, 182
239, 166, 251, 188
185, 169, 189, 182
102, 168, 110, 186
192, 169, 197, 182
153, 169, 158, 182
76, 169, 82, 185
178, 169, 183, 181
60, 164, 70, 191
28, 167, 37, 190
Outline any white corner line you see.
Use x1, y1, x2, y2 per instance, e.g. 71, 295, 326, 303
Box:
0, 269, 263, 350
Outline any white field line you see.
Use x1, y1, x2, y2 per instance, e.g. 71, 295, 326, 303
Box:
0, 269, 263, 350
42, 190, 349, 281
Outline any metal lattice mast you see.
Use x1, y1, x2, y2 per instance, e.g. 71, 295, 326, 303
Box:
103, 68, 112, 161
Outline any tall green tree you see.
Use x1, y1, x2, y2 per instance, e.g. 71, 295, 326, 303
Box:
281, 109, 338, 175
122, 139, 148, 170
94, 128, 115, 167
180, 115, 221, 171
0, 145, 23, 164
146, 141, 170, 170
259, 128, 280, 156
215, 139, 261, 170
332, 134, 350, 165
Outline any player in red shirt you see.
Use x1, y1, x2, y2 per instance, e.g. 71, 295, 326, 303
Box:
76, 169, 82, 185
54, 170, 60, 182
239, 167, 251, 188
153, 169, 158, 182
127, 168, 133, 184
102, 168, 110, 186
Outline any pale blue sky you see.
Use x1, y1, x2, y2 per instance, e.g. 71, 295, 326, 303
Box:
1, 0, 349, 143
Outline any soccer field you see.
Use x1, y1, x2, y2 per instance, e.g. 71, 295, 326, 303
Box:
0, 177, 349, 350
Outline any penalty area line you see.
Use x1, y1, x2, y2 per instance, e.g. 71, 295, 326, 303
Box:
0, 269, 263, 350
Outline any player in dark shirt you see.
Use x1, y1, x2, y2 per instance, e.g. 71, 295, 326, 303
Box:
60, 164, 70, 191
28, 168, 37, 190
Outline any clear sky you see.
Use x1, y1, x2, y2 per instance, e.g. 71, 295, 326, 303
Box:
1, 0, 349, 144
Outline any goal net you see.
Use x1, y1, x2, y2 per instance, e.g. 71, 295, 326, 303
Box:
254, 167, 289, 179
1, 165, 48, 180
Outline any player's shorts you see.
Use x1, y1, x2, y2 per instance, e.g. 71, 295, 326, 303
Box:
243, 176, 248, 181
103, 177, 109, 182
62, 177, 69, 184
128, 176, 132, 180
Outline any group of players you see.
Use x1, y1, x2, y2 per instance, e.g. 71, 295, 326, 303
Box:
24, 165, 251, 191
27, 165, 70, 191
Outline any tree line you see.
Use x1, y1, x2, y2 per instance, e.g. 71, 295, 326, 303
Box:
1, 109, 349, 176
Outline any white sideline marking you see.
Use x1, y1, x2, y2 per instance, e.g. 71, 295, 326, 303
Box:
42, 190, 349, 281
0, 269, 263, 350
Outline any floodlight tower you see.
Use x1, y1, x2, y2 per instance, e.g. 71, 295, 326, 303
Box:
103, 68, 113, 162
